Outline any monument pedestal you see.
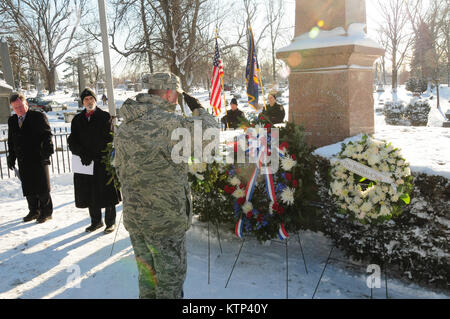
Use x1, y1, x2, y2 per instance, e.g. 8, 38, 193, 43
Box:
276, 0, 384, 148
279, 45, 384, 147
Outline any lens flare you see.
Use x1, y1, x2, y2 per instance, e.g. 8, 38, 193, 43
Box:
287, 52, 302, 67
309, 26, 320, 39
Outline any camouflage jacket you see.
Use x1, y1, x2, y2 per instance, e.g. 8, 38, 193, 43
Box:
115, 94, 219, 237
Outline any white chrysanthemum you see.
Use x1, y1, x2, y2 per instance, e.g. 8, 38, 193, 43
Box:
404, 167, 411, 176
281, 156, 297, 171
380, 205, 390, 216
232, 188, 245, 199
360, 202, 372, 213
194, 173, 204, 181
242, 201, 253, 214
397, 160, 405, 166
354, 196, 363, 205
368, 154, 380, 166
280, 187, 295, 206
229, 176, 241, 186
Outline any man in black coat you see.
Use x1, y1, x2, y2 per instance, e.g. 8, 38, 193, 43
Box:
221, 98, 245, 129
68, 88, 120, 234
7, 93, 54, 223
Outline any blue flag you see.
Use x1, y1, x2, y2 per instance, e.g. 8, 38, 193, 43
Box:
246, 28, 259, 110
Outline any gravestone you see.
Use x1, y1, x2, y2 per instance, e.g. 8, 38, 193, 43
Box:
0, 39, 15, 89
277, 0, 384, 147
0, 79, 13, 124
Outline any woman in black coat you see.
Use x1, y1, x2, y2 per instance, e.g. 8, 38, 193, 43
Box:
259, 93, 285, 124
68, 88, 120, 233
7, 93, 54, 223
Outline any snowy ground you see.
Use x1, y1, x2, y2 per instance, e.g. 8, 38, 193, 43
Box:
0, 85, 449, 299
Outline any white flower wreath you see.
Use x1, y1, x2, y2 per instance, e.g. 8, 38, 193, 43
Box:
329, 135, 412, 223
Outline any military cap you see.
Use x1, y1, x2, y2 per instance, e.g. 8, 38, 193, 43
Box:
142, 72, 184, 94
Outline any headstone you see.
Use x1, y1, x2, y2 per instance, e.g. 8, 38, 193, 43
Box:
0, 79, 13, 124
0, 39, 15, 89
277, 0, 384, 147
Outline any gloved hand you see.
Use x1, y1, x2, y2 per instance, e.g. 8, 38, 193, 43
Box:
7, 156, 15, 170
183, 92, 203, 112
80, 154, 92, 166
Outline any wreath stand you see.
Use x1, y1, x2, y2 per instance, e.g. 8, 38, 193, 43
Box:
207, 211, 224, 284
222, 231, 309, 299
312, 229, 390, 299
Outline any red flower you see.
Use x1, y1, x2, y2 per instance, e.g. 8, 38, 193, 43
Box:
246, 211, 253, 219
260, 116, 266, 121
237, 197, 245, 206
257, 214, 263, 222
279, 142, 289, 151
264, 123, 271, 129
240, 183, 246, 189
291, 154, 297, 161
277, 206, 285, 215
292, 180, 299, 188
272, 202, 279, 211
285, 173, 292, 181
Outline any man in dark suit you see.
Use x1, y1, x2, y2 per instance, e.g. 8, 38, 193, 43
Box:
221, 98, 245, 129
68, 88, 121, 234
7, 93, 54, 223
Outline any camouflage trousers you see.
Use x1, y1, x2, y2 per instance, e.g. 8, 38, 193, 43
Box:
129, 231, 187, 299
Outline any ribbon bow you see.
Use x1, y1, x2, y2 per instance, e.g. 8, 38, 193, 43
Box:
85, 110, 95, 118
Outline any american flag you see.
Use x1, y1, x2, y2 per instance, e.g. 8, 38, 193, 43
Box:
210, 38, 224, 116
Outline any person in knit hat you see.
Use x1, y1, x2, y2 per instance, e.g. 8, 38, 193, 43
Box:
221, 98, 245, 129
68, 87, 121, 234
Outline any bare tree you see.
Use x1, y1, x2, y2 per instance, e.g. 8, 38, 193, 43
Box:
406, 0, 449, 106
264, 0, 285, 83
0, 0, 90, 93
376, 0, 414, 97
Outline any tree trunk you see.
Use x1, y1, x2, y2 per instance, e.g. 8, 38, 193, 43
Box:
46, 67, 56, 93
141, 0, 153, 73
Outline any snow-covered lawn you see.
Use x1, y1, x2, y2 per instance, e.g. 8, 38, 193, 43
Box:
0, 85, 448, 299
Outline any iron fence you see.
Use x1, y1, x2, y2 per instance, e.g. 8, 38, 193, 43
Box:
0, 128, 73, 179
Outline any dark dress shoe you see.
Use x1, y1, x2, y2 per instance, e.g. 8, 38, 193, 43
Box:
85, 222, 104, 232
36, 215, 52, 224
23, 212, 40, 222
104, 224, 116, 234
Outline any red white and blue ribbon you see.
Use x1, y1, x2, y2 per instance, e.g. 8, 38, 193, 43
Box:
264, 166, 277, 204
278, 223, 289, 240
235, 217, 244, 238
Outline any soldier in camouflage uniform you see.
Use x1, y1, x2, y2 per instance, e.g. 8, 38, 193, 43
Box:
114, 72, 219, 299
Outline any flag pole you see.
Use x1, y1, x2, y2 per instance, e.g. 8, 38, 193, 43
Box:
249, 27, 267, 111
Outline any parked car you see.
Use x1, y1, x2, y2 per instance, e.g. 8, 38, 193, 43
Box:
44, 100, 67, 111
26, 97, 52, 112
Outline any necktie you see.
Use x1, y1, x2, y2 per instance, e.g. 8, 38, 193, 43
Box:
19, 116, 24, 128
